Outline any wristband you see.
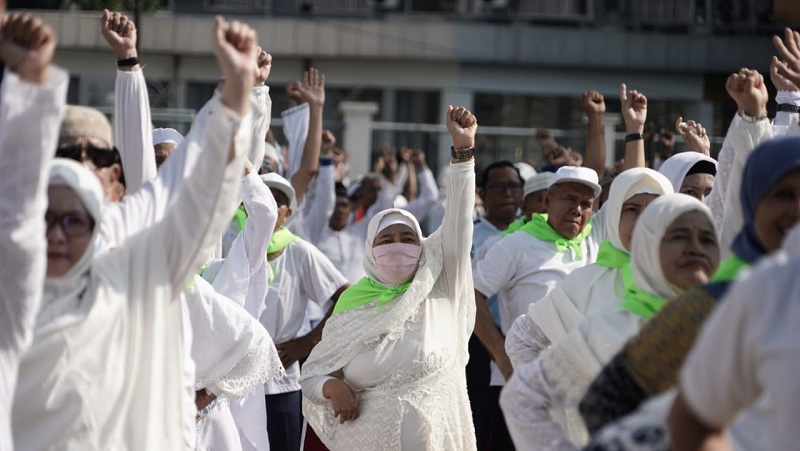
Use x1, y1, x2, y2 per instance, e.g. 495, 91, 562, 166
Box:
319, 156, 333, 166
777, 103, 800, 114
625, 133, 643, 143
117, 56, 140, 67
450, 146, 475, 160
739, 111, 768, 124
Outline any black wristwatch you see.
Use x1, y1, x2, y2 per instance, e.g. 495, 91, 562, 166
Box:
450, 146, 475, 160
777, 103, 800, 114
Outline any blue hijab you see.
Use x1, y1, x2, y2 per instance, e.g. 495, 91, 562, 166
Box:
731, 136, 800, 264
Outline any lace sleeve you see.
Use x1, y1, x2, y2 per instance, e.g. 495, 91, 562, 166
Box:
505, 314, 551, 368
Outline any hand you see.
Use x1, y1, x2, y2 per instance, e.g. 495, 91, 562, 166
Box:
322, 379, 360, 424
567, 148, 583, 166
620, 83, 647, 134
254, 47, 272, 85
446, 105, 477, 151
380, 143, 398, 182
100, 9, 137, 61
214, 16, 258, 115
321, 129, 336, 155
286, 81, 304, 104
659, 128, 675, 149
0, 13, 57, 84
772, 28, 800, 91
725, 69, 768, 117
331, 146, 348, 164
495, 353, 514, 381
675, 117, 710, 156
771, 55, 799, 92
275, 336, 313, 368
296, 67, 325, 107
410, 149, 427, 169
400, 146, 413, 163
581, 90, 606, 118
373, 155, 385, 174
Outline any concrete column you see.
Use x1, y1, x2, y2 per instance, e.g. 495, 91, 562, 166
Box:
340, 101, 380, 180
438, 87, 474, 171
603, 113, 622, 167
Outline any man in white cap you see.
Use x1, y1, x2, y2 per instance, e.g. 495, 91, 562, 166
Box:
521, 171, 554, 220
152, 127, 184, 167
257, 172, 349, 451
472, 166, 603, 395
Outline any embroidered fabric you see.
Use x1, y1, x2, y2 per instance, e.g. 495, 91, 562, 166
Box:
505, 314, 551, 369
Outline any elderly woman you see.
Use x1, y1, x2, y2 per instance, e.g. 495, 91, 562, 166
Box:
500, 193, 720, 450
299, 106, 478, 450
11, 18, 255, 451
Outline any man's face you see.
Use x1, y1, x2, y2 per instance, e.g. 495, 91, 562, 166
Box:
328, 196, 351, 231
360, 178, 382, 209
57, 136, 123, 202
270, 188, 292, 231
480, 167, 523, 222
545, 183, 596, 239
521, 189, 547, 220
154, 142, 177, 168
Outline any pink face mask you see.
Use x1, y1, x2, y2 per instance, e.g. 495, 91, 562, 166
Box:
371, 242, 422, 285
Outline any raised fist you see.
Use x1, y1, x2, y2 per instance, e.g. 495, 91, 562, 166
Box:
254, 46, 272, 85
620, 83, 647, 134
581, 90, 606, 117
446, 106, 477, 152
725, 69, 768, 117
286, 81, 304, 104
214, 16, 258, 115
0, 13, 56, 84
675, 117, 710, 156
101, 9, 137, 61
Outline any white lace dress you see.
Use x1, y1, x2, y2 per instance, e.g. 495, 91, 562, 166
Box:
300, 162, 477, 451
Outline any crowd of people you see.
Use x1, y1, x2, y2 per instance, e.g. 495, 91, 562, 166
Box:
1, 4, 799, 451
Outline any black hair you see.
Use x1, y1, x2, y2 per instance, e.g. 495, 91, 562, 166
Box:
479, 160, 523, 189
686, 160, 717, 177
334, 182, 348, 198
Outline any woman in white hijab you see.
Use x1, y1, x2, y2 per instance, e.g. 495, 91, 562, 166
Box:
500, 193, 720, 450
12, 72, 248, 451
299, 107, 478, 450
505, 168, 673, 368
657, 152, 717, 202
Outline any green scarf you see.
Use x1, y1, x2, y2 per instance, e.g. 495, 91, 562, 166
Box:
595, 240, 630, 269
617, 263, 666, 319
333, 277, 412, 314
234, 204, 248, 232
519, 213, 592, 259
710, 255, 749, 283
501, 217, 528, 236
268, 227, 299, 254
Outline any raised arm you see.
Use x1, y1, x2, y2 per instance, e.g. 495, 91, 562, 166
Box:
619, 83, 647, 169
302, 131, 337, 244
249, 48, 272, 166
290, 68, 325, 206
0, 17, 66, 440
581, 90, 606, 180
102, 10, 156, 193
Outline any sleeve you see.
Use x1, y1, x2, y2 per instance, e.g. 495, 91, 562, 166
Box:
141, 99, 251, 295
248, 85, 271, 166
400, 167, 440, 223
587, 206, 608, 245
0, 66, 68, 378
472, 240, 515, 299
300, 370, 344, 403
578, 351, 648, 434
679, 279, 760, 429
438, 161, 476, 297
302, 163, 336, 244
208, 172, 277, 306
499, 358, 579, 451
505, 314, 552, 369
114, 69, 156, 194
281, 103, 309, 179
300, 243, 348, 309
773, 90, 800, 128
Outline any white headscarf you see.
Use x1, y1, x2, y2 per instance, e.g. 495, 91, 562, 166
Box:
39, 158, 105, 326
363, 209, 424, 286
603, 168, 674, 252
657, 152, 717, 194
630, 193, 716, 299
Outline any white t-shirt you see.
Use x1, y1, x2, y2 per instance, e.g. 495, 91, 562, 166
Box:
680, 252, 800, 451
260, 239, 348, 394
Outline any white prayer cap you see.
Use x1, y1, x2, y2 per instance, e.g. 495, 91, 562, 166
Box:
523, 172, 554, 198
152, 128, 184, 146
515, 162, 537, 181
377, 211, 418, 235
260, 172, 295, 206
548, 166, 602, 197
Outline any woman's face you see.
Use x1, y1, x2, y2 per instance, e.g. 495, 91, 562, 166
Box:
679, 173, 714, 202
754, 168, 800, 252
373, 224, 420, 247
659, 210, 720, 290
617, 193, 659, 251
46, 186, 95, 278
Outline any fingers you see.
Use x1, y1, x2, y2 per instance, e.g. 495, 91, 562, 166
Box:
619, 83, 628, 103
214, 16, 226, 47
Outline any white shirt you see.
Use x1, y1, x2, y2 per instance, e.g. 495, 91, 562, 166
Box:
260, 239, 348, 394
0, 66, 68, 451
680, 251, 800, 451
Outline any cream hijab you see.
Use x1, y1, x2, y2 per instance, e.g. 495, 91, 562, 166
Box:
630, 192, 716, 299
363, 209, 425, 286
657, 152, 717, 195
38, 159, 105, 327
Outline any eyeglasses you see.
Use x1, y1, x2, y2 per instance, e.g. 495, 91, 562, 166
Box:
45, 211, 95, 237
486, 181, 523, 193
56, 144, 121, 169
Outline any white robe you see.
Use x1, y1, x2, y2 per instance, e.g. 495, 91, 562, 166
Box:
0, 66, 68, 451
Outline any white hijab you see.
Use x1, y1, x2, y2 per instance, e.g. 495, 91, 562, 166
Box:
630, 193, 716, 299
363, 209, 424, 286
657, 152, 717, 194
38, 159, 105, 327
